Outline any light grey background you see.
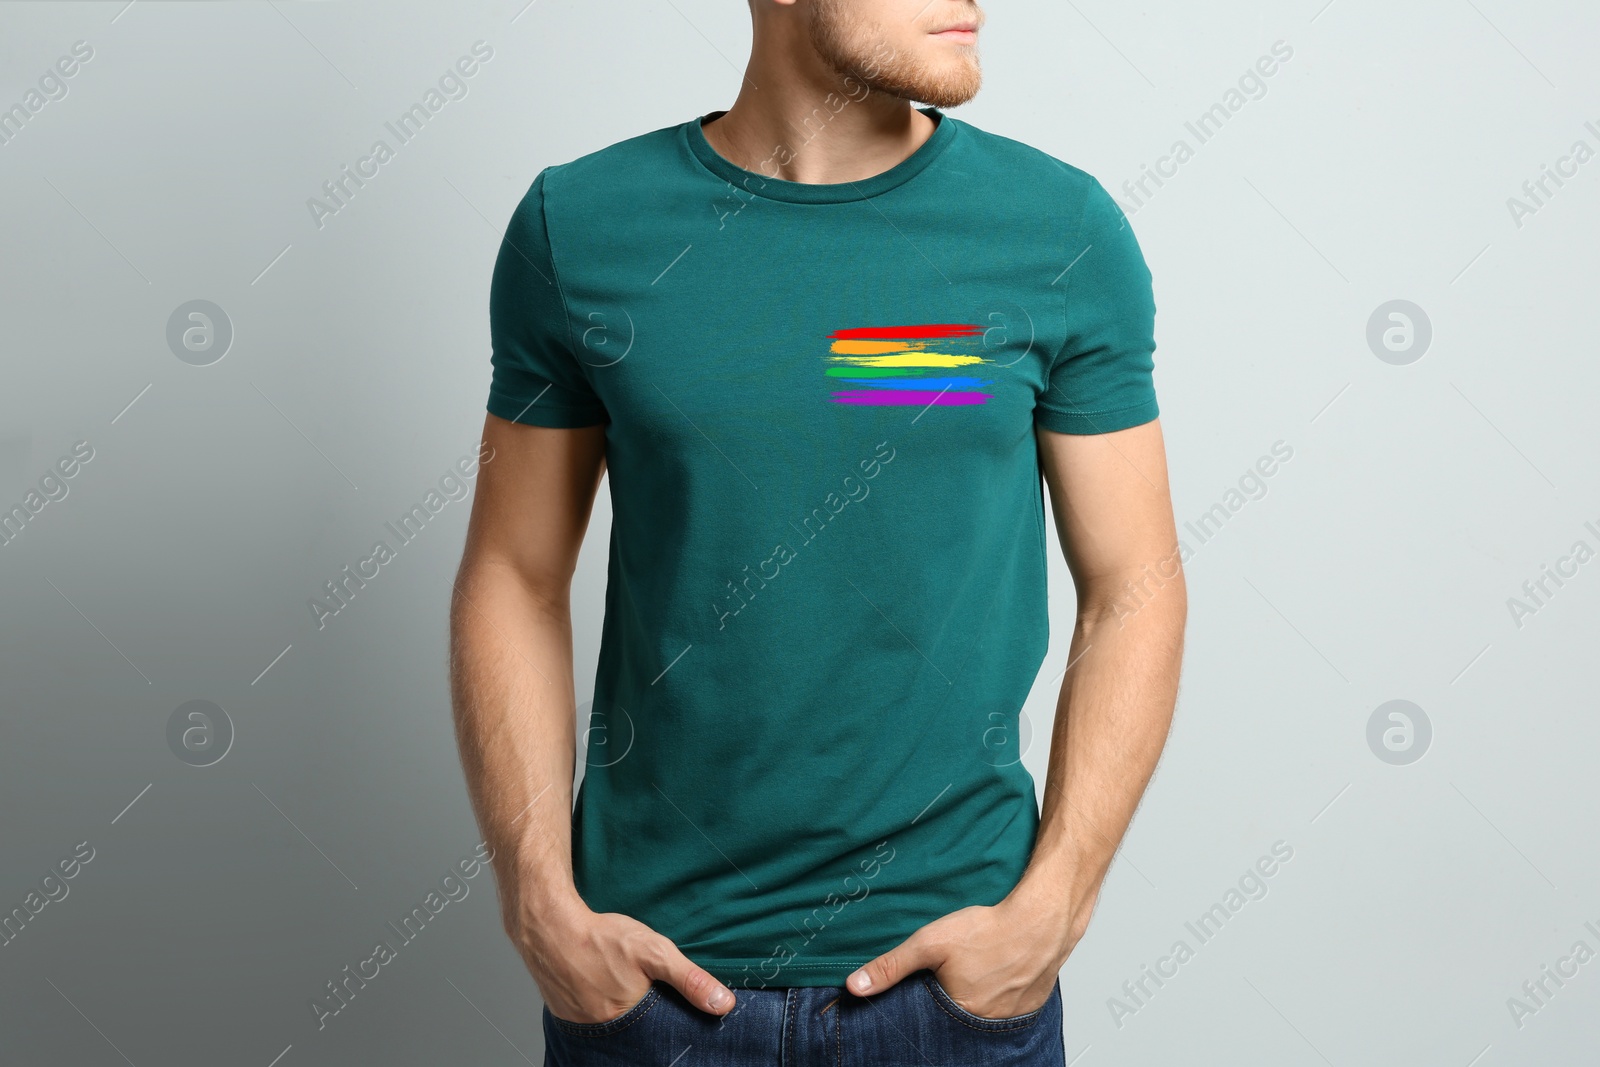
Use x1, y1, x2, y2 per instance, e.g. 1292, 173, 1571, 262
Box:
2, 1, 1596, 1064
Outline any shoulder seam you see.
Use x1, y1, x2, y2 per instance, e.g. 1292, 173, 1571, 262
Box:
1053, 178, 1101, 371
536, 166, 585, 374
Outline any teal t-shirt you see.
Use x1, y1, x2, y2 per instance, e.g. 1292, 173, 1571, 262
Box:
486, 108, 1159, 989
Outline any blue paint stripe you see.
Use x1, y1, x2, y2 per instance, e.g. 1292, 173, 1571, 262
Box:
853, 376, 991, 391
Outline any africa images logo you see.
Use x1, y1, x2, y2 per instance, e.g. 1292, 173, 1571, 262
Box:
823, 324, 996, 406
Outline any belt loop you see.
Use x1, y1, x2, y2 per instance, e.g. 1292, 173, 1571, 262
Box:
780, 986, 799, 1067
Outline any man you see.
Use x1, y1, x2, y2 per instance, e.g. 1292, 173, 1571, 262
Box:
449, 1, 1186, 1063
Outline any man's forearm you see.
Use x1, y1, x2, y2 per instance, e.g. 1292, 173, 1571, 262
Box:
449, 558, 585, 937
1020, 569, 1187, 932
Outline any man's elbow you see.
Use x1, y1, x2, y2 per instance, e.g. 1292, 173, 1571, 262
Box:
1076, 557, 1187, 634
452, 550, 573, 626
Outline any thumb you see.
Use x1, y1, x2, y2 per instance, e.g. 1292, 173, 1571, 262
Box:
643, 937, 738, 1016
846, 929, 942, 997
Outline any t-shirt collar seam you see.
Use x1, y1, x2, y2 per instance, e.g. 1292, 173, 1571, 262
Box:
680, 109, 957, 205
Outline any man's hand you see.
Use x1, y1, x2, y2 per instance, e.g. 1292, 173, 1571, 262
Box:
507, 893, 736, 1023
843, 874, 1095, 1019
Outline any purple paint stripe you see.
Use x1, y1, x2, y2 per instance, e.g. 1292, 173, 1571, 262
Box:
829, 390, 993, 406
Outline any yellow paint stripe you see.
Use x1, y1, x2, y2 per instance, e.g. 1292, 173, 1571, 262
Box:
825, 353, 989, 368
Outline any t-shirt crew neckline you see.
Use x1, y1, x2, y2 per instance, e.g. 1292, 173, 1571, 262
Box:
684, 106, 957, 204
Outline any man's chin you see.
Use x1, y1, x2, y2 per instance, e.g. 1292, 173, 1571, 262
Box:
856, 61, 980, 109
906, 75, 981, 109
919, 86, 981, 109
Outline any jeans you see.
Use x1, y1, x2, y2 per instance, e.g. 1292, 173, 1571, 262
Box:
542, 969, 1065, 1066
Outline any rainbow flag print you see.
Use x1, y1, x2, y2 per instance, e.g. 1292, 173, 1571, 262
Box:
824, 324, 995, 406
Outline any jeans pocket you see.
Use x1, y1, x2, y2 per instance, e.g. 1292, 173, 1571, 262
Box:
545, 983, 663, 1037
920, 971, 1051, 1032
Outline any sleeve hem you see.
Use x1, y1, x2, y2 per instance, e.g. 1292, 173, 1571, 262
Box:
487, 390, 608, 429
1034, 397, 1159, 435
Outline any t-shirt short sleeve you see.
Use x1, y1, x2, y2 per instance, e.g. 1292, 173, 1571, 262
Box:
486, 169, 609, 428
1034, 178, 1159, 435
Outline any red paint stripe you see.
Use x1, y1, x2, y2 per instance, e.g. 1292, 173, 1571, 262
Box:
827, 324, 985, 341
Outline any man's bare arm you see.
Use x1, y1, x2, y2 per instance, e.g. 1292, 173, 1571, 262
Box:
846, 418, 1185, 1018
450, 413, 736, 1022
1023, 418, 1186, 943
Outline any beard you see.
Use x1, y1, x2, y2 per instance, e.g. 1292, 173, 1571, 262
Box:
807, 0, 982, 109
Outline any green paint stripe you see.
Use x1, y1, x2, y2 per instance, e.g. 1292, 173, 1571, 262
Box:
824, 367, 922, 378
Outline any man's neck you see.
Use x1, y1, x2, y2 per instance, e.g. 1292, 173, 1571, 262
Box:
701, 55, 935, 186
